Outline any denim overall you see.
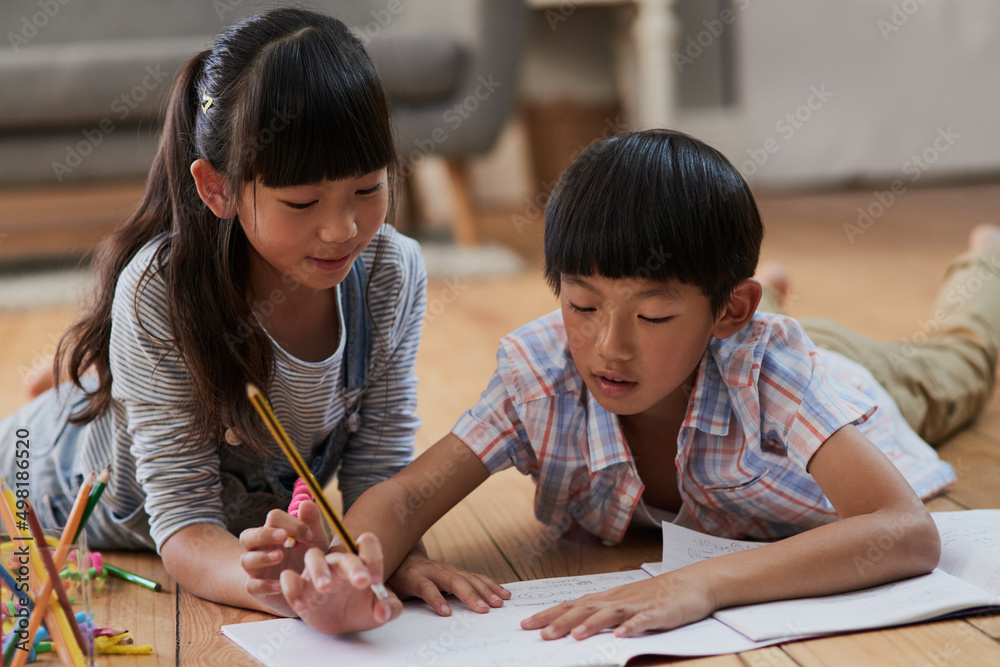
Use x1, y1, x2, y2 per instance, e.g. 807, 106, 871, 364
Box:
0, 261, 372, 550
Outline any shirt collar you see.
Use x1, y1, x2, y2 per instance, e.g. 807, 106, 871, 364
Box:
682, 348, 733, 436
584, 387, 635, 472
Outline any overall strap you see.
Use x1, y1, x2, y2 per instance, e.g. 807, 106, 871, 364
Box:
340, 259, 372, 391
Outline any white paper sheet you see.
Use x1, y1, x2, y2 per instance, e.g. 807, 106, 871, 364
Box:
222, 570, 777, 667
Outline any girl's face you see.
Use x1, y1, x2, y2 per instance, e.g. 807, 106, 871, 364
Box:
236, 168, 389, 293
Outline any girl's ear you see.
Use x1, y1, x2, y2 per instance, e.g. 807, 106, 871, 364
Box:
712, 278, 763, 340
190, 159, 236, 218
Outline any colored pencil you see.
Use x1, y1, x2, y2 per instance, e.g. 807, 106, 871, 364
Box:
0, 563, 33, 612
54, 471, 94, 566
103, 563, 161, 592
73, 465, 110, 542
2, 478, 93, 667
23, 499, 89, 657
245, 383, 389, 600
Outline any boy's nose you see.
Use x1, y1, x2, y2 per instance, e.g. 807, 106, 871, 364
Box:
594, 318, 632, 361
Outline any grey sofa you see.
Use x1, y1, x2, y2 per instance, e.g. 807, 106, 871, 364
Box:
0, 1, 525, 240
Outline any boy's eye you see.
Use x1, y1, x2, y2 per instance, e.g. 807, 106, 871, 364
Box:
282, 200, 317, 210
357, 181, 384, 196
639, 315, 673, 324
567, 302, 595, 314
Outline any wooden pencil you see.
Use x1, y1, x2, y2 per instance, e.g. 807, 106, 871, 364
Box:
245, 383, 389, 600
73, 465, 109, 543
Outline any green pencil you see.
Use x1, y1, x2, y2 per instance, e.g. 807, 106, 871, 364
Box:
73, 465, 110, 542
104, 563, 162, 592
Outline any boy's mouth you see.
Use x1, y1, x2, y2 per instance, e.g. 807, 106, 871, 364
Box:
593, 373, 637, 398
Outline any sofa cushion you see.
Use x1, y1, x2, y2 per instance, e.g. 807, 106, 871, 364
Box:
0, 32, 463, 131
0, 37, 208, 132
365, 33, 464, 103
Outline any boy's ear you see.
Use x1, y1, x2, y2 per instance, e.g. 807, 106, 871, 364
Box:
190, 159, 235, 218
712, 278, 762, 339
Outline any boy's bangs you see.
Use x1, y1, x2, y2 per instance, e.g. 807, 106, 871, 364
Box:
545, 146, 700, 288
236, 29, 393, 187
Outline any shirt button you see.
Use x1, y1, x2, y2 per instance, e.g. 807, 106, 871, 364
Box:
619, 494, 634, 508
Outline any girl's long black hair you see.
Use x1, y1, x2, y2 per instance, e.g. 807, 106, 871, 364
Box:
55, 8, 397, 457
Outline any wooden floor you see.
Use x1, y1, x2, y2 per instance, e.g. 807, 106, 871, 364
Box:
2, 181, 1000, 665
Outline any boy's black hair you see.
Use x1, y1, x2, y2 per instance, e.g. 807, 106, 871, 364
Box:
544, 129, 763, 317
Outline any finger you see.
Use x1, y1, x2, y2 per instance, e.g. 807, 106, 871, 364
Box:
303, 547, 335, 593
539, 606, 599, 640
239, 526, 289, 551
324, 551, 372, 590
614, 607, 683, 638
246, 575, 283, 596
239, 548, 286, 572
264, 508, 310, 537
280, 569, 310, 614
355, 533, 385, 584
415, 578, 452, 616
521, 601, 573, 630
374, 593, 404, 625
292, 500, 321, 544
465, 574, 509, 608
569, 606, 634, 640
436, 575, 489, 613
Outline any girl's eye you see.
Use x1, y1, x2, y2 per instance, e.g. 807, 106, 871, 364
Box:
283, 200, 317, 210
357, 181, 384, 196
568, 302, 595, 314
639, 315, 673, 324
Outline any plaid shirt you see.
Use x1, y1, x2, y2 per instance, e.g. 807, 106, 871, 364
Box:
452, 310, 957, 542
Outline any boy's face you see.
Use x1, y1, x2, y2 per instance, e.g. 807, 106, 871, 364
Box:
560, 274, 720, 420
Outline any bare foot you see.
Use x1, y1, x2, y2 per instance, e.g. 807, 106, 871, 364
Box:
23, 356, 56, 399
756, 262, 790, 308
969, 224, 1000, 254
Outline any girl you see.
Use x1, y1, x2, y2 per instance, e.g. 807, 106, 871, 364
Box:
0, 7, 505, 627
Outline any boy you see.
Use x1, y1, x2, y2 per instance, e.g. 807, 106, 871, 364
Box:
241, 130, 1000, 638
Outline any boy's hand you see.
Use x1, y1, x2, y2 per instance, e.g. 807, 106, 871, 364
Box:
239, 500, 331, 617
520, 572, 716, 640
388, 549, 510, 616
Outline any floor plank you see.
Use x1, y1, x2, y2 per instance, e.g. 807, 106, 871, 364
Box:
177, 589, 271, 666
781, 618, 1000, 666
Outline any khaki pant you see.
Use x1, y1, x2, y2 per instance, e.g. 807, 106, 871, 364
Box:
759, 250, 1000, 446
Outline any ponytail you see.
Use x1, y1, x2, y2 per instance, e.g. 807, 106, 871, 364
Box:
54, 50, 211, 425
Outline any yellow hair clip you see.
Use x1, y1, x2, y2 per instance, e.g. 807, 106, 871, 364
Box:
201, 88, 213, 114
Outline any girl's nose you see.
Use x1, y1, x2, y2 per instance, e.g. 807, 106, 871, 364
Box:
319, 217, 358, 244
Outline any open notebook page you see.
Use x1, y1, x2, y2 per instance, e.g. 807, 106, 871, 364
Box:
641, 510, 1000, 642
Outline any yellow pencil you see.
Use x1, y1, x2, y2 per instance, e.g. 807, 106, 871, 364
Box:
245, 384, 388, 600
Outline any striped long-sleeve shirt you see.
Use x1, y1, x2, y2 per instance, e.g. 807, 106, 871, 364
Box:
77, 224, 425, 553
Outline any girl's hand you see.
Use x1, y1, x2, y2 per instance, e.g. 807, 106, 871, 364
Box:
520, 572, 717, 640
279, 534, 402, 634
387, 549, 511, 616
239, 500, 330, 617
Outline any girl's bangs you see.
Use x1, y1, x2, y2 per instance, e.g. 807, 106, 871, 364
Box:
236, 28, 394, 187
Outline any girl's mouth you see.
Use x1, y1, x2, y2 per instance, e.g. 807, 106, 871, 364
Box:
308, 254, 351, 272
